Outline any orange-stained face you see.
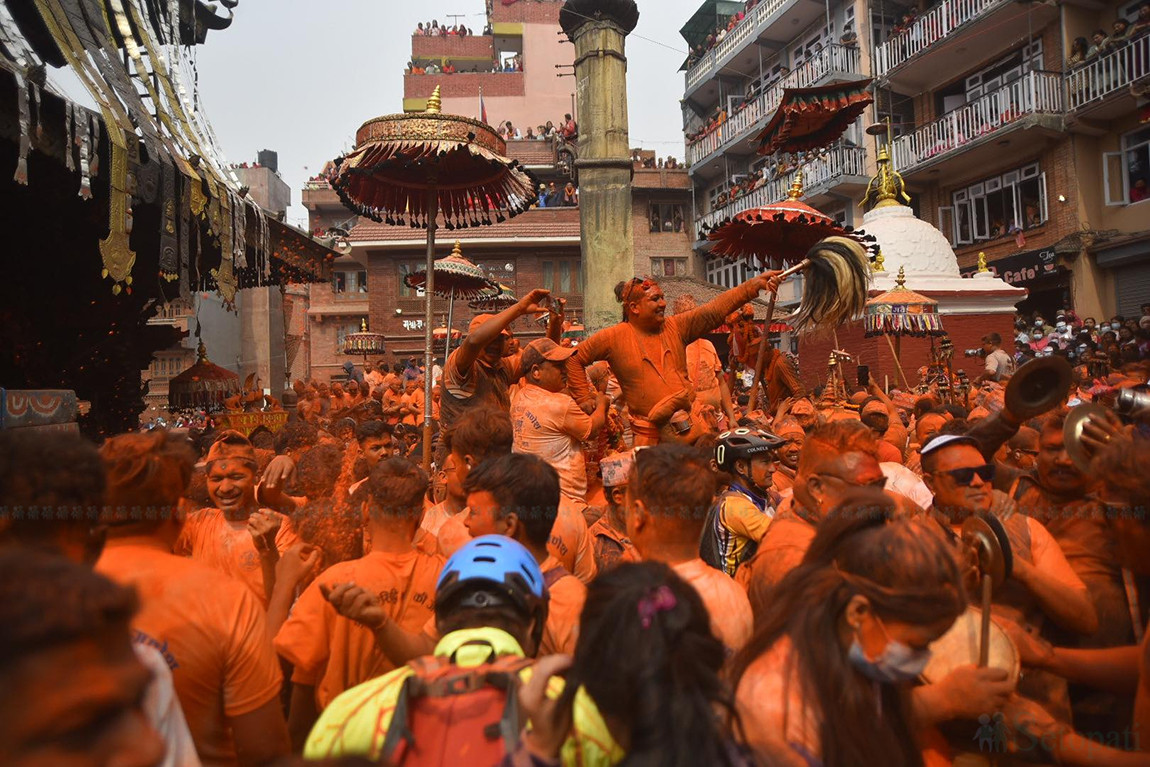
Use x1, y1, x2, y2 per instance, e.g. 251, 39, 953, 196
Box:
206, 459, 256, 517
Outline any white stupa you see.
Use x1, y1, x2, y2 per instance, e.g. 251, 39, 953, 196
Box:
860, 147, 1025, 315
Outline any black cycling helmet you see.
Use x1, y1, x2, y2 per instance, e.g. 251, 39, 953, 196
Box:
714, 427, 785, 473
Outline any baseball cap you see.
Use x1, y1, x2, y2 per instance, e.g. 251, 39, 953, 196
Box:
521, 337, 575, 372
468, 314, 512, 337
919, 433, 980, 458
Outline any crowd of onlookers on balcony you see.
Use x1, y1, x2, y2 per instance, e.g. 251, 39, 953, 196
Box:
412, 20, 481, 37
498, 115, 578, 142
631, 150, 683, 169
1065, 4, 1150, 70
407, 54, 523, 75
536, 180, 579, 208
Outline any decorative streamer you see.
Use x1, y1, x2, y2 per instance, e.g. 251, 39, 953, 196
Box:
78, 118, 92, 200
13, 72, 29, 185
64, 103, 74, 172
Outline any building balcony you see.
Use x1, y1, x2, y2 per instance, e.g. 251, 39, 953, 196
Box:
1066, 35, 1150, 121
891, 71, 1064, 181
411, 34, 495, 63
404, 71, 524, 100
686, 45, 864, 176
873, 0, 1057, 94
684, 0, 834, 103
694, 144, 869, 240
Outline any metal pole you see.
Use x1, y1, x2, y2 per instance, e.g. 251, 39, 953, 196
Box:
444, 285, 456, 362
422, 189, 438, 473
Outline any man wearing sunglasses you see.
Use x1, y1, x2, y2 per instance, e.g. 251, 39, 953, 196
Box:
919, 434, 1098, 731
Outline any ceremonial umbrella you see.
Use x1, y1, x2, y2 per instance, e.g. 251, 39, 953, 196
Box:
343, 319, 387, 363
168, 340, 241, 412
404, 241, 495, 361
753, 80, 874, 156
469, 282, 517, 311
706, 172, 875, 414
706, 170, 851, 264
328, 86, 535, 469
864, 266, 945, 390
432, 323, 464, 352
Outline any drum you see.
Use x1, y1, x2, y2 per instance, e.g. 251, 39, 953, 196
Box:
922, 607, 1020, 685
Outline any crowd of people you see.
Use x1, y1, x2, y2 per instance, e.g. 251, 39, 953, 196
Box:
1066, 4, 1150, 68
685, 0, 766, 67
499, 115, 577, 142
412, 20, 479, 37
5, 268, 1150, 767
536, 180, 579, 207
1012, 305, 1150, 370
631, 151, 682, 169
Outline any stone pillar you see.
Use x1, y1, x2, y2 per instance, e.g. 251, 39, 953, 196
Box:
560, 0, 640, 333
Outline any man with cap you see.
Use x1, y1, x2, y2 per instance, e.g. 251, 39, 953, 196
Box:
918, 432, 1097, 730
588, 450, 640, 572
771, 417, 805, 492
176, 431, 301, 606
511, 338, 609, 503
438, 288, 560, 461
977, 332, 1016, 384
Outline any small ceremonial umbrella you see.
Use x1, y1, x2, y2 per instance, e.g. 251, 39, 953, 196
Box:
706, 170, 850, 265
864, 266, 945, 389
753, 80, 874, 156
469, 282, 517, 311
343, 319, 387, 363
328, 86, 535, 470
168, 340, 241, 412
404, 241, 495, 360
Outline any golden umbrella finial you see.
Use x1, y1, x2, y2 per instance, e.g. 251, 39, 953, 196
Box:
977, 251, 990, 273
196, 338, 208, 363
861, 143, 912, 212
786, 168, 805, 200
450, 240, 464, 257
360, 318, 368, 331
895, 265, 907, 287
426, 86, 442, 114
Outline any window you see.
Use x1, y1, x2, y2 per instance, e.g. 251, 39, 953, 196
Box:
651, 258, 688, 277
540, 259, 582, 295
648, 203, 685, 233
333, 270, 368, 294
335, 321, 361, 352
705, 259, 753, 289
950, 163, 1047, 244
398, 262, 426, 298
1104, 126, 1150, 206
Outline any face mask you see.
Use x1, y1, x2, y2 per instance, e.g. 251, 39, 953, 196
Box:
849, 617, 932, 684
1032, 332, 1043, 340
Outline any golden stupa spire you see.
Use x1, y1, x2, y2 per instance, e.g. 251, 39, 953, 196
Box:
426, 86, 442, 114
861, 119, 911, 211
786, 168, 805, 200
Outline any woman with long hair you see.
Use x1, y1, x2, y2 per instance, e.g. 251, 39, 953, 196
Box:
732, 489, 966, 767
518, 561, 752, 766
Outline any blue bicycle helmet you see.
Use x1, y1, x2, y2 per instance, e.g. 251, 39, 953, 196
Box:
435, 536, 549, 646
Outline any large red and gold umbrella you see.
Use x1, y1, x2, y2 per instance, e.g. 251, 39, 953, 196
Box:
328, 86, 535, 469
344, 319, 387, 363
404, 241, 495, 360
753, 80, 874, 156
168, 340, 241, 412
864, 266, 945, 389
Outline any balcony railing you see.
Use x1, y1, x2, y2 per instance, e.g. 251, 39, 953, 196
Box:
873, 0, 1010, 78
891, 71, 1062, 175
686, 45, 861, 167
694, 145, 868, 239
1066, 35, 1150, 111
686, 0, 793, 91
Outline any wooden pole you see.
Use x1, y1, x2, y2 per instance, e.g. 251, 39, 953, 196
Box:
884, 333, 911, 391
745, 259, 808, 416
422, 190, 438, 473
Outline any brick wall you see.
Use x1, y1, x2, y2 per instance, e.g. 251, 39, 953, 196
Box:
405, 72, 525, 99
412, 35, 495, 61
492, 0, 562, 24
798, 312, 1018, 391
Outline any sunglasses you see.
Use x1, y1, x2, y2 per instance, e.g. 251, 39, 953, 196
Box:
935, 464, 996, 485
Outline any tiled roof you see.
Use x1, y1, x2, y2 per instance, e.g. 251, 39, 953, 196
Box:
350, 206, 582, 244
658, 276, 778, 321
506, 140, 558, 167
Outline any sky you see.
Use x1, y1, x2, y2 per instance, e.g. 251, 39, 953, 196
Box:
191, 0, 702, 228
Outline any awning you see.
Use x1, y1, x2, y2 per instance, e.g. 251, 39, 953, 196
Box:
678, 0, 744, 50
960, 247, 1067, 288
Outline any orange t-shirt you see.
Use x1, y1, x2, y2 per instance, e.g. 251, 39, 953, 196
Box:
672, 558, 753, 653
511, 384, 594, 502
382, 389, 405, 425
175, 507, 300, 606
96, 538, 283, 767
540, 556, 587, 655
735, 635, 822, 761
686, 338, 723, 409
274, 549, 443, 709
400, 389, 425, 426
438, 497, 597, 584
877, 438, 903, 465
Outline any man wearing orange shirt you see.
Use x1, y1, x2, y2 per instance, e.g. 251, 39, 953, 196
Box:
566, 272, 781, 445
176, 431, 300, 605
511, 338, 608, 503
674, 294, 737, 427
588, 450, 641, 573
399, 377, 424, 426
625, 443, 753, 653
274, 458, 443, 748
97, 431, 290, 767
771, 417, 804, 493
463, 453, 586, 655
381, 377, 405, 425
